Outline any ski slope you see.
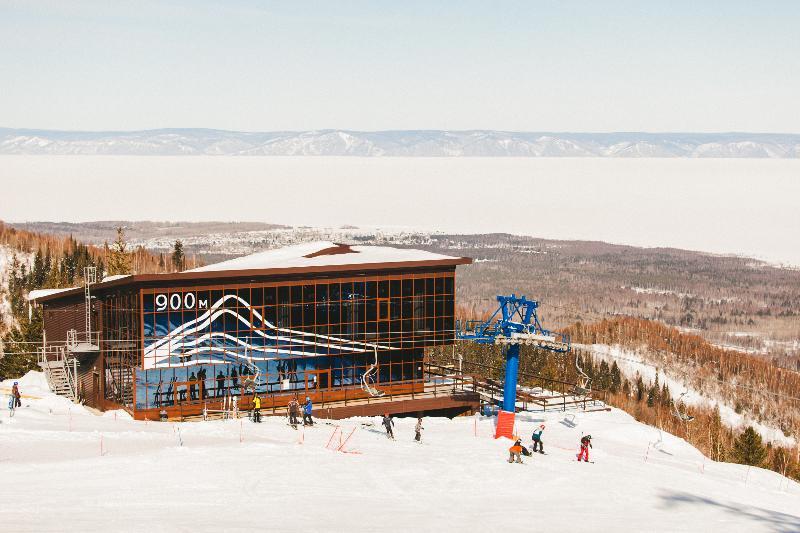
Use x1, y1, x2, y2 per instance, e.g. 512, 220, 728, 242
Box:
1, 372, 798, 533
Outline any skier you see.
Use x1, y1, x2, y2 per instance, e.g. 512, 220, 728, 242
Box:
508, 436, 524, 464
414, 417, 424, 442
288, 396, 301, 427
252, 394, 262, 423
531, 424, 545, 454
303, 396, 314, 426
382, 413, 395, 439
577, 434, 592, 462
12, 381, 21, 408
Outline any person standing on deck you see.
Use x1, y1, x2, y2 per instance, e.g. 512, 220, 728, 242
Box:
189, 372, 198, 401
216, 371, 225, 397
303, 396, 314, 426
382, 413, 395, 439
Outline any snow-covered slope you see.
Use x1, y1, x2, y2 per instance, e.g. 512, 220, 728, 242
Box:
1, 128, 798, 157
1, 372, 797, 532
580, 343, 796, 447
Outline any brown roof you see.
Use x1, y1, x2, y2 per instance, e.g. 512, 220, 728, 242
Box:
31, 256, 472, 304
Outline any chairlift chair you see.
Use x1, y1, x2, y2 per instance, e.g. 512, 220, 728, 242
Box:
672, 389, 695, 422
572, 353, 592, 397
361, 347, 385, 397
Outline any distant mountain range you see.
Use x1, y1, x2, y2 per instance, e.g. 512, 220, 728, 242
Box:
1, 128, 798, 157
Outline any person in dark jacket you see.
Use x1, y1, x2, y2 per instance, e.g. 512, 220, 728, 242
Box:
189, 372, 198, 400
288, 396, 301, 427
231, 368, 239, 390
577, 434, 593, 462
382, 413, 395, 439
12, 381, 22, 407
531, 424, 545, 454
303, 397, 314, 426
216, 371, 225, 397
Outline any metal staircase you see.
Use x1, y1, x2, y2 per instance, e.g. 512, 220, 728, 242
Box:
38, 345, 79, 401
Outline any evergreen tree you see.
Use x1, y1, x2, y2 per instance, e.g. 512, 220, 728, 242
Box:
171, 240, 185, 271
732, 426, 768, 467
106, 227, 132, 275
0, 308, 42, 378
610, 361, 622, 392
635, 374, 645, 402
646, 382, 657, 407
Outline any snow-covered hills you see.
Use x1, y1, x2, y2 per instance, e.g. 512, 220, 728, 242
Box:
1, 372, 797, 532
1, 128, 798, 157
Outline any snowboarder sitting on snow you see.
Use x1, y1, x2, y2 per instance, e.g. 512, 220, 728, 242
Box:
508, 436, 524, 464
531, 424, 545, 454
414, 417, 424, 442
252, 394, 262, 423
288, 396, 301, 427
577, 434, 592, 462
303, 397, 314, 426
382, 413, 395, 439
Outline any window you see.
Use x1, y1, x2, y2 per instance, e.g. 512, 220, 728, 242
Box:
378, 298, 390, 321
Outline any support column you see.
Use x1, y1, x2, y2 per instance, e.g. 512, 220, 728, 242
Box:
502, 344, 519, 412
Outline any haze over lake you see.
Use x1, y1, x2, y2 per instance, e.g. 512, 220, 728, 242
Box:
2, 156, 798, 265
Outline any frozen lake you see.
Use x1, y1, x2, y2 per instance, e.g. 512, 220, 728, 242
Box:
1, 156, 798, 265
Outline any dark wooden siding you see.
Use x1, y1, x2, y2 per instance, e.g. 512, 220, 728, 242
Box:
42, 300, 92, 344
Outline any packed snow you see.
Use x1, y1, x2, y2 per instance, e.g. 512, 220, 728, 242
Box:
1, 372, 797, 532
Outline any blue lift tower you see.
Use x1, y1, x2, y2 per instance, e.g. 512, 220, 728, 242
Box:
456, 295, 571, 414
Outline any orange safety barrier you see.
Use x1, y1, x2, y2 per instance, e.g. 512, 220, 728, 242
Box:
495, 410, 515, 439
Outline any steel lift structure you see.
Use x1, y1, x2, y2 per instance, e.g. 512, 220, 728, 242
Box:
457, 294, 571, 438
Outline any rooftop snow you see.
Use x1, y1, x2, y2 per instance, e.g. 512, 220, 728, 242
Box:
102, 274, 131, 283
27, 287, 78, 301
187, 241, 467, 273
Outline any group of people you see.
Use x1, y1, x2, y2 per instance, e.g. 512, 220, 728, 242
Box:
250, 394, 313, 427
507, 424, 594, 464
382, 413, 424, 442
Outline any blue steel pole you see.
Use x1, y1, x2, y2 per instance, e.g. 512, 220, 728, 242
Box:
503, 344, 520, 412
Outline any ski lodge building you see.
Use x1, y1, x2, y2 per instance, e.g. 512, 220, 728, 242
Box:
30, 242, 480, 420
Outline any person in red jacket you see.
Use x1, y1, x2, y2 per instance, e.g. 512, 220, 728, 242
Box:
577, 434, 592, 462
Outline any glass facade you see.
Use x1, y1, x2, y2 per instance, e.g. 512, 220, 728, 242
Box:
134, 271, 455, 410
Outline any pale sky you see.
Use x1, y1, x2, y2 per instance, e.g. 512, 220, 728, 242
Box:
1, 0, 798, 132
